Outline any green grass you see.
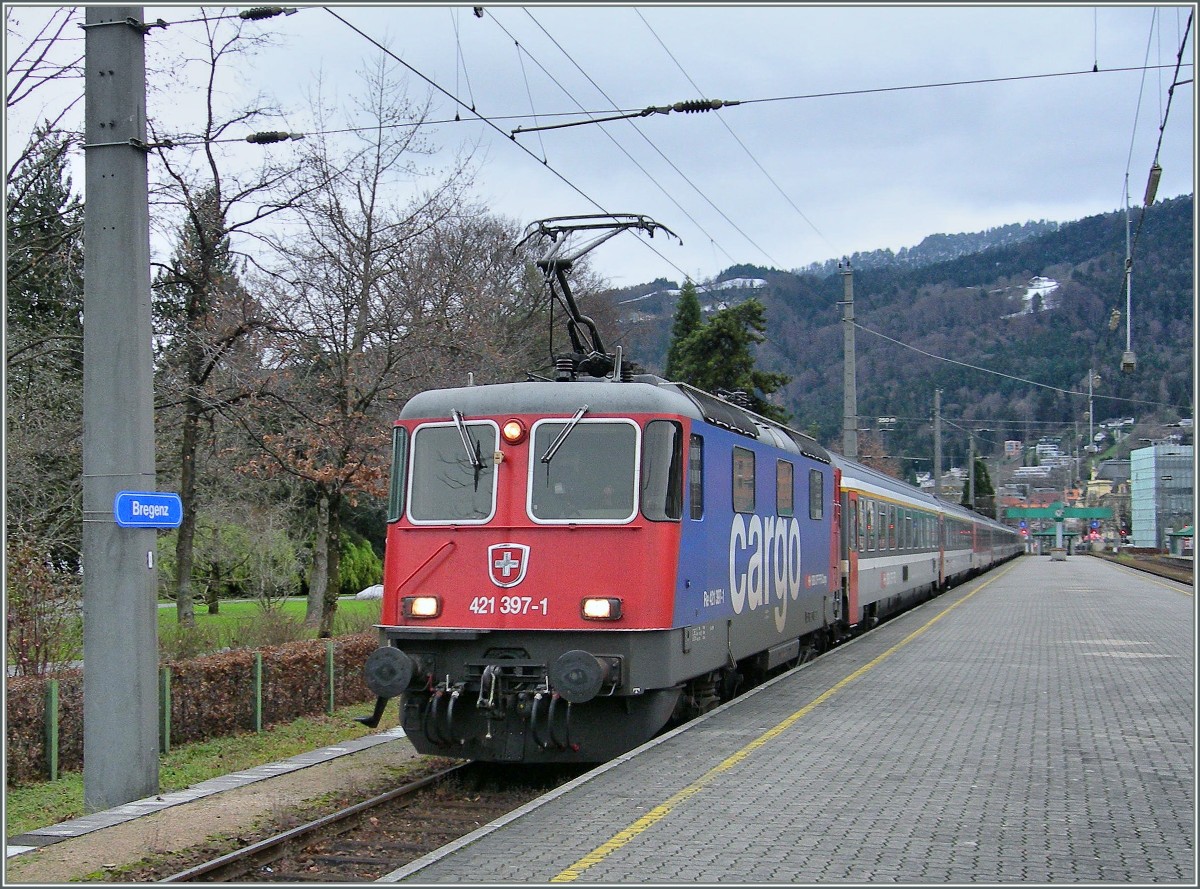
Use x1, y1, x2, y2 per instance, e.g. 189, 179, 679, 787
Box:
156, 597, 380, 635
155, 598, 381, 660
5, 702, 400, 838
8, 598, 383, 667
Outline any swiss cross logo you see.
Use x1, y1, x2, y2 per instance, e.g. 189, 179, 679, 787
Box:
488, 543, 529, 588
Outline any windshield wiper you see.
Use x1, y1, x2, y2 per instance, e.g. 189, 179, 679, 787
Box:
540, 405, 589, 464
451, 409, 484, 470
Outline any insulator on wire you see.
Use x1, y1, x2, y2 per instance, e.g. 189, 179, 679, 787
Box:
672, 99, 734, 114
239, 6, 298, 20
245, 131, 302, 144
1144, 162, 1162, 206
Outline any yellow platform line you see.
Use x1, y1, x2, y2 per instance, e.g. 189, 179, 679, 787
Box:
551, 561, 1019, 882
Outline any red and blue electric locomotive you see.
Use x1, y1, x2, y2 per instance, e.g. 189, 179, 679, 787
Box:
358, 215, 1021, 763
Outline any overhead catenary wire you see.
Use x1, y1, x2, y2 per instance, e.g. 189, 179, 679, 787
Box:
146, 61, 1193, 152
1125, 9, 1192, 263
634, 8, 838, 260
852, 321, 1189, 413
320, 6, 694, 283
484, 9, 746, 273
449, 5, 479, 119
512, 6, 781, 270
64, 5, 1192, 298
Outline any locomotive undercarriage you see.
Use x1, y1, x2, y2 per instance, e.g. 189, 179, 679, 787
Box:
400, 679, 682, 763
363, 631, 689, 764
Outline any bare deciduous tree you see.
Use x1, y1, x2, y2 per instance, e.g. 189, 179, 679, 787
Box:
5, 6, 84, 186
242, 55, 476, 633
149, 11, 314, 625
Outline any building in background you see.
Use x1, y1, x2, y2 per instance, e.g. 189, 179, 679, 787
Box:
1129, 444, 1194, 549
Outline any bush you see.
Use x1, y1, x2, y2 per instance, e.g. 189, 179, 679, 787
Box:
225, 606, 307, 649
5, 533, 83, 677
339, 536, 382, 594
159, 621, 223, 662
331, 601, 381, 636
6, 633, 379, 785
157, 511, 303, 604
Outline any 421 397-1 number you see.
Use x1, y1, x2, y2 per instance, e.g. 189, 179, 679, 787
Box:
468, 595, 549, 615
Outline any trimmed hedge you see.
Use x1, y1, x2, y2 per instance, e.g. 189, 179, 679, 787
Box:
5, 633, 378, 785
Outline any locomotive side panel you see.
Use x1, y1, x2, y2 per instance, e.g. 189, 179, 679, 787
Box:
672, 423, 836, 664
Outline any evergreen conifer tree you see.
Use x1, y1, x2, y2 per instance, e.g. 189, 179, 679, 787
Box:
664, 280, 702, 379
670, 298, 791, 422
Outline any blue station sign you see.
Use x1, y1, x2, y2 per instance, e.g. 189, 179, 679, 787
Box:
113, 491, 183, 529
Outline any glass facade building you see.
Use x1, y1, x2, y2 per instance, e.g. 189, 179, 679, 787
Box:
1129, 444, 1194, 549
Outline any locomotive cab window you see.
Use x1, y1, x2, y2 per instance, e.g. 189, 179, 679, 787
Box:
387, 426, 408, 522
528, 419, 638, 523
732, 447, 755, 513
409, 421, 498, 524
641, 420, 683, 522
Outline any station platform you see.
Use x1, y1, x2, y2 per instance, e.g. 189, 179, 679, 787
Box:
384, 555, 1195, 884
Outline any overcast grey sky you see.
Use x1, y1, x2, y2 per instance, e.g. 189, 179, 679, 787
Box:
7, 3, 1196, 287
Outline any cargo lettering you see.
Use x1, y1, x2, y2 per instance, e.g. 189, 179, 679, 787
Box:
728, 514, 801, 633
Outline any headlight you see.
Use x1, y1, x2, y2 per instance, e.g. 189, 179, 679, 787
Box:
581, 597, 622, 621
402, 596, 441, 618
501, 418, 527, 444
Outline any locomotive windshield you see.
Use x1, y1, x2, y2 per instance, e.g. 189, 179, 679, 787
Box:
529, 419, 638, 522
408, 421, 498, 523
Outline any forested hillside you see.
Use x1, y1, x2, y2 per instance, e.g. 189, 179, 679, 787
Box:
607, 194, 1194, 464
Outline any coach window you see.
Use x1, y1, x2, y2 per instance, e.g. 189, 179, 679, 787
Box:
688, 434, 704, 519
856, 498, 865, 551
866, 501, 877, 551
808, 469, 824, 520
732, 447, 755, 513
887, 504, 897, 550
905, 511, 913, 550
776, 460, 794, 517
642, 420, 683, 521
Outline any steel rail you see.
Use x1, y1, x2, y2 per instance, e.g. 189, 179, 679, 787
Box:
161, 762, 472, 883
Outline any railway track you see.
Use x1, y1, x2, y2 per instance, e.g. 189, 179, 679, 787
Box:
161, 761, 585, 883
1090, 551, 1193, 585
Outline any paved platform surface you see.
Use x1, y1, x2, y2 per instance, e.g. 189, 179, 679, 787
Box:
5, 726, 408, 858
384, 555, 1195, 884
